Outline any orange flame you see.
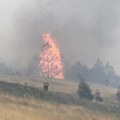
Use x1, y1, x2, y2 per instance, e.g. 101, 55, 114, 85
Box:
40, 33, 64, 79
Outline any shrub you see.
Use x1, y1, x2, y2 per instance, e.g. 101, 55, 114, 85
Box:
77, 79, 94, 100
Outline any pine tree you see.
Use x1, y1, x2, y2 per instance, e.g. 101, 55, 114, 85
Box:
77, 79, 93, 100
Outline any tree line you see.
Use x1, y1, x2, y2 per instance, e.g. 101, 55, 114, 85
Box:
0, 56, 120, 87
63, 58, 120, 87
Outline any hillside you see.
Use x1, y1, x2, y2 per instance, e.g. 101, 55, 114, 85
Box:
0, 75, 119, 119
0, 92, 119, 120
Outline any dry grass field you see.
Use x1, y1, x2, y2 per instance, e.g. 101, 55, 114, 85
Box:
0, 75, 117, 103
0, 93, 119, 120
0, 75, 119, 120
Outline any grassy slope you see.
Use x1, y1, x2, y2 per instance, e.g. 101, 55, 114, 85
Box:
0, 94, 119, 120
0, 75, 119, 119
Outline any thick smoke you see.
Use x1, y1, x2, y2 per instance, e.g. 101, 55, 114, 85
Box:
13, 0, 120, 72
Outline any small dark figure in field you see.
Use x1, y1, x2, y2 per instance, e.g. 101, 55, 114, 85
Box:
95, 89, 103, 102
43, 82, 49, 91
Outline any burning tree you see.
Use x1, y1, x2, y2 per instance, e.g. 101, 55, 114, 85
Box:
40, 33, 64, 79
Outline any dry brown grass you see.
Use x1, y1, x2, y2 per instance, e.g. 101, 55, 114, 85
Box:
0, 75, 118, 104
0, 93, 118, 120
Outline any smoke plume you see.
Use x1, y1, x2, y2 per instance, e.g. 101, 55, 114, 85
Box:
10, 0, 120, 73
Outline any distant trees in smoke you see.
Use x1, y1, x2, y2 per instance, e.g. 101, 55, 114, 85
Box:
0, 56, 40, 76
0, 59, 21, 76
0, 60, 8, 74
24, 56, 120, 87
0, 54, 119, 87
63, 58, 120, 87
26, 56, 39, 77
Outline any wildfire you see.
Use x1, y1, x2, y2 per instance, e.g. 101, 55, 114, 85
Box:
40, 33, 64, 79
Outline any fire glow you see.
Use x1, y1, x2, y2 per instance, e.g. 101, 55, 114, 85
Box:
40, 33, 64, 79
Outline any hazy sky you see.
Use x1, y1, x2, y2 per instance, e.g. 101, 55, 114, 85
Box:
1, 0, 120, 73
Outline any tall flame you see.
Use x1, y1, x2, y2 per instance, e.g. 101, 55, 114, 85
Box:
40, 33, 64, 79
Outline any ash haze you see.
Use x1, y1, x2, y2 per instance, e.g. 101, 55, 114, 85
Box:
1, 0, 120, 73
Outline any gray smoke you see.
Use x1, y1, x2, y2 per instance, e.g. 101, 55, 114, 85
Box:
1, 0, 120, 73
